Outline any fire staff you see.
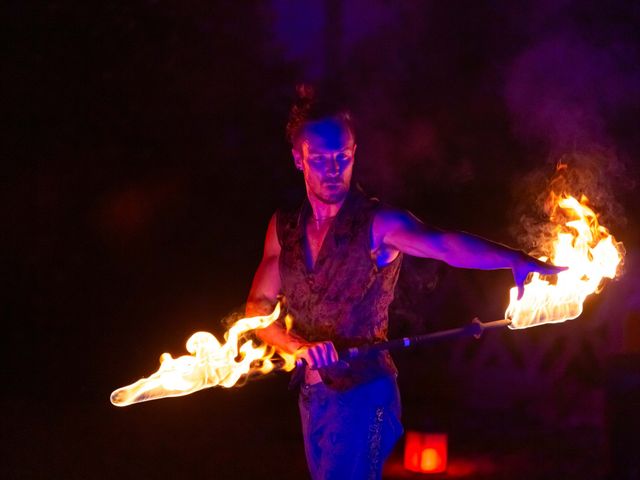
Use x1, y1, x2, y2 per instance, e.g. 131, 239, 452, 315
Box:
245, 85, 564, 480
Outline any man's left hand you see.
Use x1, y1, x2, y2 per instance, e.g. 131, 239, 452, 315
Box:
512, 251, 568, 300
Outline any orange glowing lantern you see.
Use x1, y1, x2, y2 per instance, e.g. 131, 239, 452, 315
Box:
404, 431, 448, 474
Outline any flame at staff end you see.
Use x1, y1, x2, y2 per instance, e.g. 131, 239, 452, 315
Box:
110, 303, 297, 407
506, 192, 625, 329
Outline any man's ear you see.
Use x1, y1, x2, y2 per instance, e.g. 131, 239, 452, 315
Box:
352, 144, 357, 156
292, 148, 303, 171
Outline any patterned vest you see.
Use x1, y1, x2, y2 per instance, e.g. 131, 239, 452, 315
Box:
276, 185, 402, 389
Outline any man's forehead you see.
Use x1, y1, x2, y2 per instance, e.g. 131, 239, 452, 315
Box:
301, 118, 354, 152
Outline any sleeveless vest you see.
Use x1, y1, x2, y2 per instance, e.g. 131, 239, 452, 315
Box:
276, 185, 402, 389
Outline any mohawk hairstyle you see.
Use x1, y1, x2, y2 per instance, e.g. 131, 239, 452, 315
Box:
285, 83, 355, 146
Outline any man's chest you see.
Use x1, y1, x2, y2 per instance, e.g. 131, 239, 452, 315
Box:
303, 215, 398, 270
304, 219, 334, 269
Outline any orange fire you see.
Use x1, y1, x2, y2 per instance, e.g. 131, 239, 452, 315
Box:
110, 303, 296, 406
506, 193, 624, 329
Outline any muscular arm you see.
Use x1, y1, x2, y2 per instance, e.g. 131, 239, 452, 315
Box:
373, 207, 566, 299
247, 214, 337, 367
246, 214, 305, 353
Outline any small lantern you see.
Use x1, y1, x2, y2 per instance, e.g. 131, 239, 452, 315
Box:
404, 431, 448, 474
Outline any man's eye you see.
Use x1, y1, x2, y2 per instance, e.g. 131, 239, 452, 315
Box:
336, 153, 350, 162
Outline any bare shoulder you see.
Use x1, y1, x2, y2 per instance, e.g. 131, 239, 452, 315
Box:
373, 205, 423, 238
263, 212, 281, 257
371, 206, 422, 258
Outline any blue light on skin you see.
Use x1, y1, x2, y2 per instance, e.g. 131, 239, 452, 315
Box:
292, 117, 357, 220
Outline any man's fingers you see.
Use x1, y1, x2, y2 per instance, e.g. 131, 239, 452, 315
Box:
322, 342, 338, 364
532, 257, 568, 275
324, 344, 334, 365
513, 270, 526, 300
317, 345, 328, 368
542, 264, 568, 275
310, 344, 329, 368
320, 342, 338, 366
329, 344, 339, 363
298, 342, 340, 369
513, 254, 569, 301
317, 345, 329, 367
308, 347, 321, 369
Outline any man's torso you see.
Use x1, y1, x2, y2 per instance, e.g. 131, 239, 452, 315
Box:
276, 186, 402, 389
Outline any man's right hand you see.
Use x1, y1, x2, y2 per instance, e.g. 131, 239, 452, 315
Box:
295, 341, 339, 369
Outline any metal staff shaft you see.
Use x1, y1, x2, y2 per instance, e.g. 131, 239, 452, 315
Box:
341, 318, 511, 360
288, 318, 512, 369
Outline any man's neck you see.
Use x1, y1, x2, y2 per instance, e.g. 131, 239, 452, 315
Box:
308, 195, 345, 226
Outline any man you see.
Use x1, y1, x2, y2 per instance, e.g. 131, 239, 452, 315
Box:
245, 87, 564, 479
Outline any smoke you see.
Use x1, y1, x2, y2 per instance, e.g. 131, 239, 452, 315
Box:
263, 1, 639, 211
509, 149, 631, 257
503, 18, 639, 254
505, 32, 640, 152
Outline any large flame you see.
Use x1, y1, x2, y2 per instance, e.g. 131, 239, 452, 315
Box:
111, 303, 296, 406
506, 193, 624, 329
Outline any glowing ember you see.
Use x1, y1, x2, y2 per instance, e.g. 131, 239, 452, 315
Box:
111, 303, 296, 406
506, 193, 624, 329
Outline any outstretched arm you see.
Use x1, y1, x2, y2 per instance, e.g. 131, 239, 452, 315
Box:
246, 214, 337, 368
373, 208, 566, 299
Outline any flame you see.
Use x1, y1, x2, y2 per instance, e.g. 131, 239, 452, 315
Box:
111, 303, 297, 406
506, 193, 624, 329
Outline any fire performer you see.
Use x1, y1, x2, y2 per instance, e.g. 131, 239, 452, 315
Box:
245, 85, 565, 479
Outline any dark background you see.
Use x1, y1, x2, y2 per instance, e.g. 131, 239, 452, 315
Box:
4, 1, 640, 479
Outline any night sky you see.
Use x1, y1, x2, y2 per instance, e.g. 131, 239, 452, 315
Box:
5, 1, 640, 478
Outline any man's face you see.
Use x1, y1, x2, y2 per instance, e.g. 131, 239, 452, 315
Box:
293, 118, 356, 205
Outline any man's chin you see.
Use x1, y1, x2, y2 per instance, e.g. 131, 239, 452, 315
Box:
316, 186, 348, 204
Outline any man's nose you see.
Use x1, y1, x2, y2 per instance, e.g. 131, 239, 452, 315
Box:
326, 156, 340, 175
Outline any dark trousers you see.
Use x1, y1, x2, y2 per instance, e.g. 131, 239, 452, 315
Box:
298, 375, 403, 480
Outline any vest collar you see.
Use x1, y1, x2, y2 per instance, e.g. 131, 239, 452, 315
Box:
296, 183, 367, 237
